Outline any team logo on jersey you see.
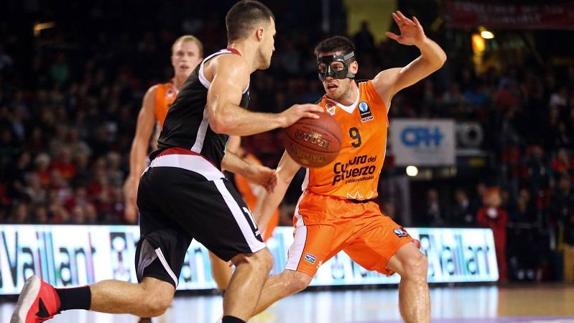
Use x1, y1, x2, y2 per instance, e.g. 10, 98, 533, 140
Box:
326, 105, 336, 115
304, 253, 317, 264
358, 101, 374, 122
325, 100, 336, 115
394, 228, 408, 238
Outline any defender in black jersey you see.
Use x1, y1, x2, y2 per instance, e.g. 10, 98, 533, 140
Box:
12, 2, 322, 323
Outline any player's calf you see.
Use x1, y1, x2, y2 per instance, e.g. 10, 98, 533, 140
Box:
282, 270, 313, 295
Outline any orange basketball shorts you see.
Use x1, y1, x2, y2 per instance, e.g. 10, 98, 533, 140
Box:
286, 192, 414, 277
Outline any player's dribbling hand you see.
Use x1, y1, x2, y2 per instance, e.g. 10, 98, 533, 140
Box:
386, 11, 426, 46
280, 104, 324, 127
246, 164, 278, 193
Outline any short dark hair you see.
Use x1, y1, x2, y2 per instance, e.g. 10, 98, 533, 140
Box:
226, 0, 275, 41
314, 36, 355, 57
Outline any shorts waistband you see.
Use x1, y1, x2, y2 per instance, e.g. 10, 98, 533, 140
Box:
348, 198, 377, 204
303, 191, 377, 204
151, 147, 201, 159
147, 151, 224, 181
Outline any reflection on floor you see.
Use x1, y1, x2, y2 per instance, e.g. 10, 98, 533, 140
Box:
1, 285, 574, 323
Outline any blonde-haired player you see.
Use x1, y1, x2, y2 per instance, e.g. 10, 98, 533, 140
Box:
253, 12, 446, 323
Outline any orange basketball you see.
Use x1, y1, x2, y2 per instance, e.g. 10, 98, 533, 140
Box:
283, 113, 342, 168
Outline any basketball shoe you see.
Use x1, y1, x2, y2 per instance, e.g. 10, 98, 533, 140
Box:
11, 275, 61, 323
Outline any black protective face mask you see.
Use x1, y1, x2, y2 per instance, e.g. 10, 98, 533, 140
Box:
317, 52, 356, 81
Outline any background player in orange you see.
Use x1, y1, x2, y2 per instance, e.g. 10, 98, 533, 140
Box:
213, 136, 281, 292
253, 11, 446, 323
211, 136, 282, 295
123, 35, 204, 223
226, 136, 280, 241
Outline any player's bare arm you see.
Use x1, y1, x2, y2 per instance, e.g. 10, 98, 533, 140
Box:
373, 10, 447, 107
205, 54, 323, 136
123, 85, 158, 222
253, 151, 301, 232
222, 136, 277, 192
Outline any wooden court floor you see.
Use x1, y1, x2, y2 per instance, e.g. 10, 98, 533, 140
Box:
1, 285, 573, 322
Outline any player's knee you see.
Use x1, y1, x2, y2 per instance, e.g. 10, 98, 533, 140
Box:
141, 292, 172, 317
140, 279, 174, 317
233, 248, 274, 274
401, 251, 428, 281
252, 248, 274, 273
285, 271, 312, 293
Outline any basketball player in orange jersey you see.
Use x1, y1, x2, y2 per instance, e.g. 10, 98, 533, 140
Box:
253, 12, 446, 323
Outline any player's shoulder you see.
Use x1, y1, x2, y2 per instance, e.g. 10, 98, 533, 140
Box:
145, 84, 162, 96
214, 53, 248, 73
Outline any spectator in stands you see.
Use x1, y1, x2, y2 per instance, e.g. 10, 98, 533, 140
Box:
451, 188, 475, 226
477, 187, 509, 282
422, 188, 443, 226
552, 148, 574, 177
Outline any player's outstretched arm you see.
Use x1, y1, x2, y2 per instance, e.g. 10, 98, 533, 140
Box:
222, 136, 277, 192
373, 11, 447, 107
206, 55, 323, 136
123, 86, 157, 223
253, 151, 301, 233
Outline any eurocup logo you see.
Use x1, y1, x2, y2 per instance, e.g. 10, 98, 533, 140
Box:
358, 101, 373, 122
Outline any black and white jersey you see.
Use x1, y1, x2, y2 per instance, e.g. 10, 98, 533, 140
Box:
157, 49, 250, 169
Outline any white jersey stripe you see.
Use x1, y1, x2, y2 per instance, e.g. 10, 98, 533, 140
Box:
155, 248, 179, 286
198, 49, 250, 91
194, 49, 248, 153
213, 179, 266, 252
191, 108, 209, 153
148, 154, 225, 181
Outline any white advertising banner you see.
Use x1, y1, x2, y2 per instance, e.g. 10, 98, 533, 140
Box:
390, 119, 456, 166
0, 225, 497, 295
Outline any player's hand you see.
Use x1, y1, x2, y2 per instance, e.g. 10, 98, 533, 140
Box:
279, 104, 324, 128
123, 176, 139, 224
386, 11, 426, 47
245, 164, 277, 193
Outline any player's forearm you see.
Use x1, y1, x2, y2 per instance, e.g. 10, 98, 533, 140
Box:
255, 179, 289, 229
415, 38, 447, 69
221, 151, 252, 175
211, 104, 285, 136
128, 140, 149, 179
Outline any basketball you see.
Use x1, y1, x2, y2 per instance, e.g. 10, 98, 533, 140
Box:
283, 113, 342, 168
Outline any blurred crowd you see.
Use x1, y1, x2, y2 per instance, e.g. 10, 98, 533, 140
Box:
0, 1, 573, 282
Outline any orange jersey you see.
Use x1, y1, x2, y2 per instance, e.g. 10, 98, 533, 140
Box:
154, 81, 179, 127
304, 80, 388, 200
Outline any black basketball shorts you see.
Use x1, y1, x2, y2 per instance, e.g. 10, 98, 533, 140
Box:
135, 151, 266, 287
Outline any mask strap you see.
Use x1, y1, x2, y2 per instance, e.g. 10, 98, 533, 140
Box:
344, 52, 356, 79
